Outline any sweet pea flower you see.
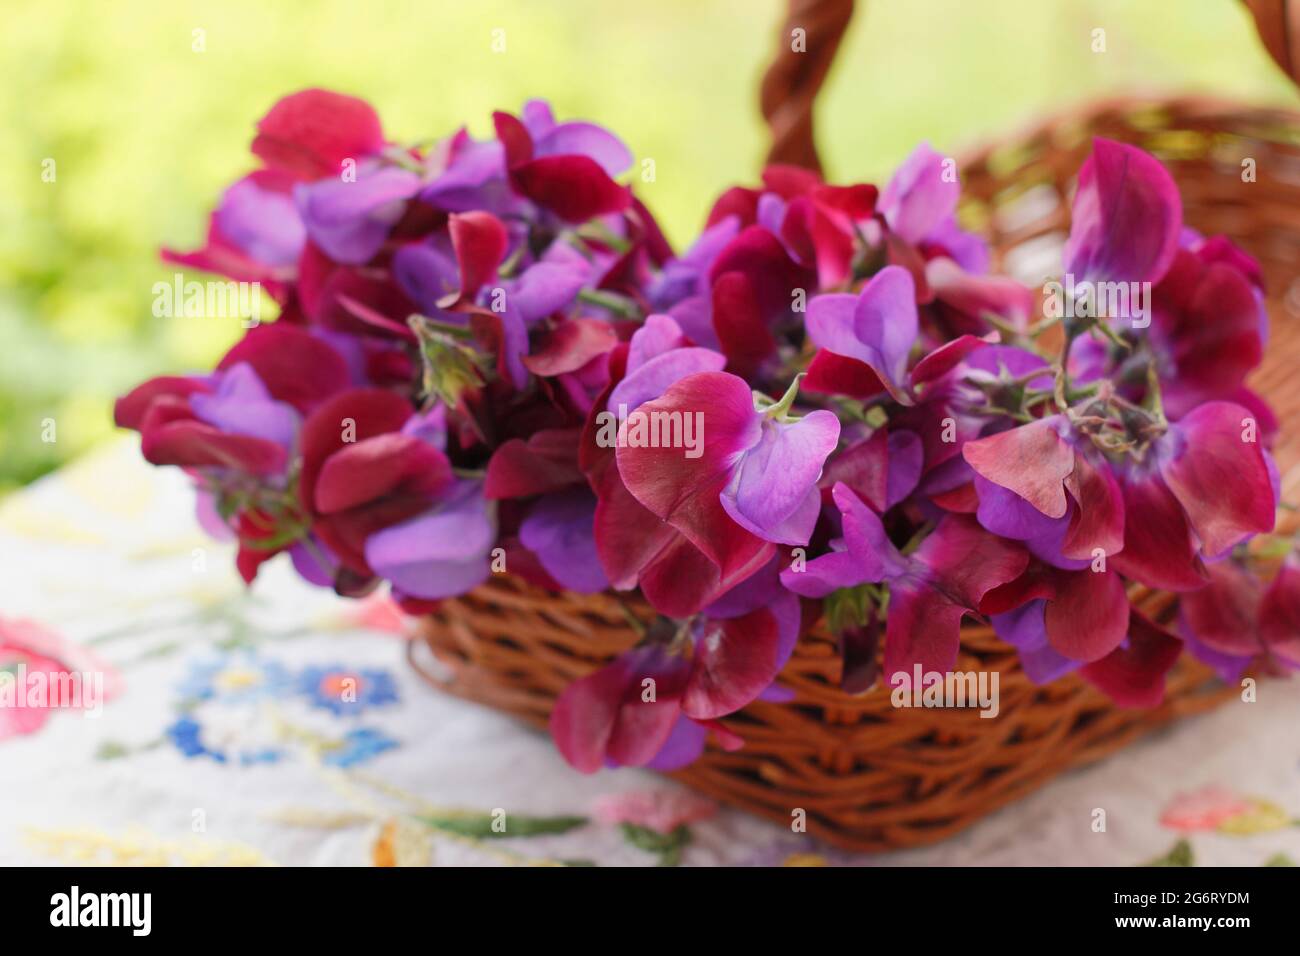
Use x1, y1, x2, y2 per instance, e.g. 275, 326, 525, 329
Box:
1134, 231, 1266, 421
491, 104, 632, 223
250, 88, 388, 180
1062, 138, 1182, 293
584, 330, 771, 618
165, 89, 389, 294
550, 560, 800, 772
295, 162, 424, 265
1178, 554, 1300, 681
298, 395, 493, 601
779, 483, 1027, 678
879, 143, 988, 273
981, 562, 1166, 683
617, 371, 840, 555
1110, 403, 1276, 590
116, 323, 350, 459
1077, 611, 1183, 708
963, 414, 1124, 571
518, 488, 608, 593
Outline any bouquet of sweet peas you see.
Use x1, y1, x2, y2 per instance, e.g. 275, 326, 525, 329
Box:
118, 88, 1299, 773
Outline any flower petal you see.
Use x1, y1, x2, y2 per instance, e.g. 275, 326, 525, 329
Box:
1063, 138, 1182, 285
1043, 567, 1129, 661
216, 323, 350, 414
1079, 611, 1183, 708
1109, 470, 1206, 591
1160, 401, 1275, 556
314, 433, 452, 514
252, 88, 385, 179
616, 371, 763, 573
720, 411, 840, 545
484, 429, 583, 500
879, 143, 960, 245
519, 489, 608, 593
512, 155, 631, 221
963, 418, 1074, 519
682, 606, 783, 720
449, 211, 510, 300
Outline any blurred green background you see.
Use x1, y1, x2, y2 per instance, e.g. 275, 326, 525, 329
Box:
2, 0, 1295, 495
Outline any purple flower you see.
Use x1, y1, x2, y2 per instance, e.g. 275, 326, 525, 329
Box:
606, 313, 726, 415
616, 371, 840, 551
214, 173, 306, 268
550, 565, 799, 773
519, 489, 609, 593
880, 143, 988, 272
364, 479, 496, 602
805, 265, 918, 403
295, 162, 423, 264
780, 483, 1027, 678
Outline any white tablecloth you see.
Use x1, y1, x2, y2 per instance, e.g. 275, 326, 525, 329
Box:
2, 439, 1297, 866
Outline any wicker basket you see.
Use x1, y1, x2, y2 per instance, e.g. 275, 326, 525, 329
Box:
413, 4, 1300, 851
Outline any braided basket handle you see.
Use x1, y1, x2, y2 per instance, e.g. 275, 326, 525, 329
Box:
760, 0, 1299, 174
1244, 0, 1300, 84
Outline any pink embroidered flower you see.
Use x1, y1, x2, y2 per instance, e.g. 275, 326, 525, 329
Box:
590, 789, 717, 834
0, 618, 121, 740
1159, 786, 1253, 832
339, 593, 412, 637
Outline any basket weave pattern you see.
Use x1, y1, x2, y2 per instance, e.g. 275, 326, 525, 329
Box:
412, 97, 1300, 851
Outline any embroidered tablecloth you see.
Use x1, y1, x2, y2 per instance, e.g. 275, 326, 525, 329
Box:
2, 438, 1297, 867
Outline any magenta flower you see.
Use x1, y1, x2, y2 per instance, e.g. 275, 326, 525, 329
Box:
1113, 402, 1276, 588
984, 564, 1174, 689
780, 483, 1027, 678
1179, 554, 1300, 681
492, 105, 632, 223
250, 88, 387, 180
295, 389, 494, 599
617, 371, 840, 550
115, 324, 350, 479
1062, 138, 1182, 290
550, 563, 799, 772
1077, 611, 1183, 708
963, 415, 1124, 570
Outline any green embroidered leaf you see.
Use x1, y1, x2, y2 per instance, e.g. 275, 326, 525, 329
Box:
417, 813, 587, 839
1142, 838, 1194, 867
95, 740, 130, 760
619, 823, 691, 866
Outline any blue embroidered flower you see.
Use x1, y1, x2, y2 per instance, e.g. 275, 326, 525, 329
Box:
321, 727, 399, 768
297, 665, 398, 716
164, 714, 285, 765
166, 715, 223, 761
177, 654, 293, 705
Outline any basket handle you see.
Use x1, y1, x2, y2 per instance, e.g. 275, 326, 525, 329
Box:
760, 0, 855, 173
760, 0, 1298, 174
1243, 0, 1300, 85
